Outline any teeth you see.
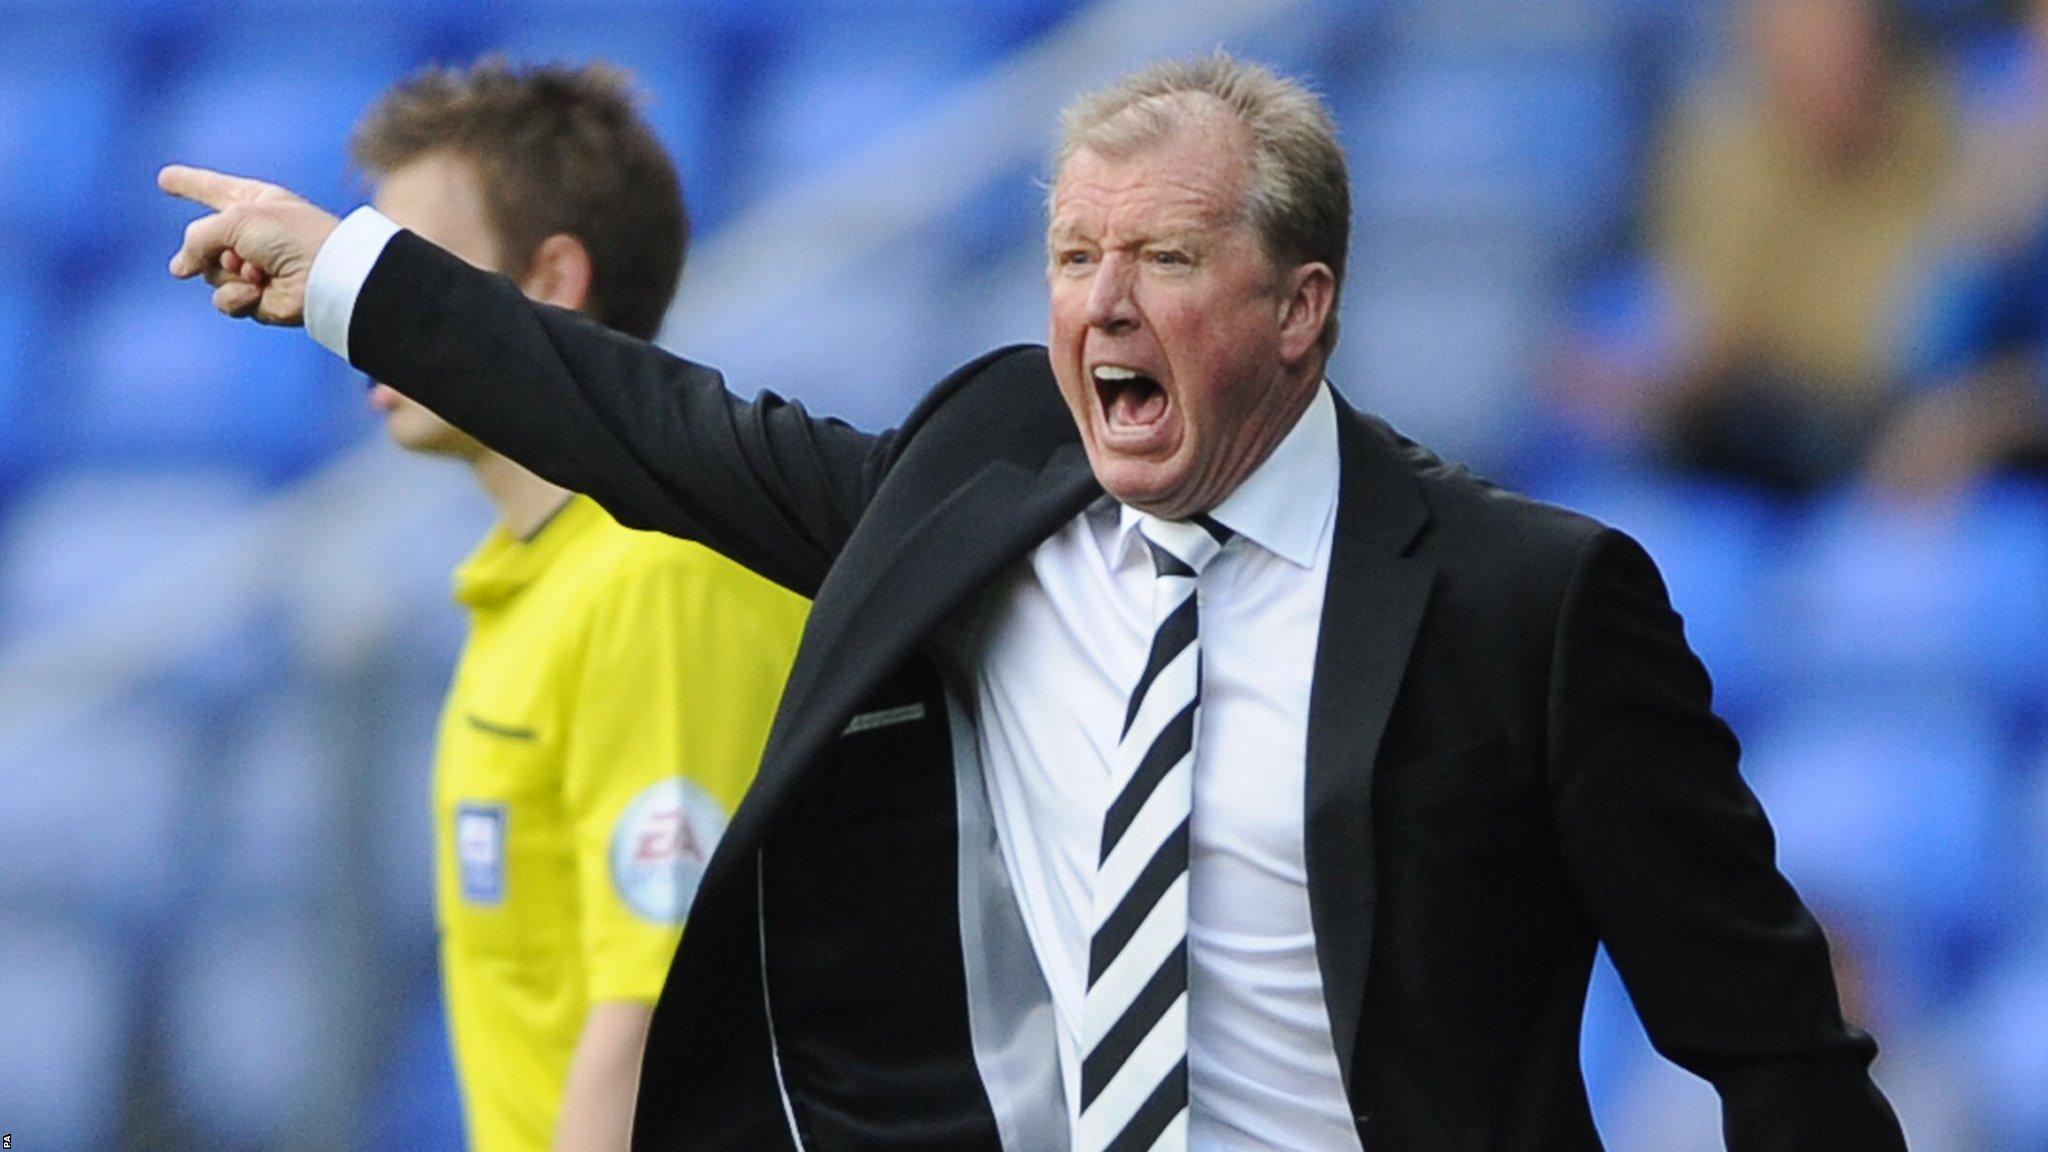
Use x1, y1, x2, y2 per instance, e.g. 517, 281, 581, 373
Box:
1092, 365, 1143, 383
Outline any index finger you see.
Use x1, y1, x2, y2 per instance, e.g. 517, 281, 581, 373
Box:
157, 164, 267, 211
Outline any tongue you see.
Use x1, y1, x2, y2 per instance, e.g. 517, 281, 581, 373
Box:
1109, 383, 1168, 428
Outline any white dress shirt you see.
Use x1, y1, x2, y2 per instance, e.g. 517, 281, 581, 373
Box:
307, 210, 1363, 1150
939, 384, 1361, 1151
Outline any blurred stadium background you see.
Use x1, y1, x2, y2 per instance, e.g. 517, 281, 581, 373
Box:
1, 0, 2046, 1147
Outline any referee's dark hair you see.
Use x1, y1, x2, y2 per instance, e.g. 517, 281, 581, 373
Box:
351, 57, 686, 341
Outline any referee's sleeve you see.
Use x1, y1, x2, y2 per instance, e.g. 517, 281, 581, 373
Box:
561, 540, 807, 1004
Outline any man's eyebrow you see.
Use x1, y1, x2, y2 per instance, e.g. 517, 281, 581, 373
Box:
1047, 219, 1088, 243
1045, 212, 1220, 249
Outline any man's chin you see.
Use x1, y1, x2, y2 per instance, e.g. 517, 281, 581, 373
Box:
385, 422, 471, 458
1089, 452, 1193, 517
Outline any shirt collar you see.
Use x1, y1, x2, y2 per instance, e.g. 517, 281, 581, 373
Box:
453, 494, 603, 608
1104, 382, 1339, 571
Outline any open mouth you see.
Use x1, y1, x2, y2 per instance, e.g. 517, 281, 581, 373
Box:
1093, 364, 1169, 430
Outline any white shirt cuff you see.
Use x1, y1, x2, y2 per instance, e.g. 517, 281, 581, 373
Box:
306, 205, 403, 362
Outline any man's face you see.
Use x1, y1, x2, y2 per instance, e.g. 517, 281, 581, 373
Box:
1047, 111, 1323, 520
1755, 0, 1885, 164
367, 152, 504, 458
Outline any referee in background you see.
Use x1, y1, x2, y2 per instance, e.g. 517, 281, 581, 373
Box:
346, 59, 809, 1152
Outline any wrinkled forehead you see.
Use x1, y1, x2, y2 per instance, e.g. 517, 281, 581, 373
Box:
1048, 110, 1255, 238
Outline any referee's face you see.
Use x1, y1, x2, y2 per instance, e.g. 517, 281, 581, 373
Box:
1047, 107, 1331, 521
366, 151, 501, 460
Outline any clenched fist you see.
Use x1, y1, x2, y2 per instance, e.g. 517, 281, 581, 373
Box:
160, 164, 341, 326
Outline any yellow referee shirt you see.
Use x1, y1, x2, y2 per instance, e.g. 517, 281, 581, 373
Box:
433, 495, 807, 1152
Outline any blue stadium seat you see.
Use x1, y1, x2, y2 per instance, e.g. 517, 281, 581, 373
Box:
1947, 482, 2048, 713
349, 496, 490, 947
2017, 737, 2048, 916
47, 270, 360, 476
0, 267, 44, 489
361, 978, 466, 1152
678, 246, 953, 429
1897, 0, 2009, 38
127, 17, 428, 246
492, 12, 735, 228
1527, 471, 1785, 722
939, 238, 1054, 372
1578, 948, 1646, 1127
1578, 946, 1725, 1148
1947, 26, 2037, 125
0, 698, 194, 933
0, 919, 135, 1151
1212, 11, 1361, 90
197, 683, 347, 914
1742, 684, 2009, 1016
1624, 0, 1739, 94
1537, 259, 1686, 475
943, 161, 1050, 269
162, 915, 342, 1147
1600, 1047, 1722, 1151
0, 466, 262, 635
0, 32, 127, 250
1763, 483, 2048, 715
1958, 925, 2048, 1149
505, 0, 1068, 37
143, 63, 374, 215
1341, 49, 1638, 254
729, 17, 1005, 207
364, 676, 443, 948
1328, 256, 1542, 473
159, 614, 300, 724
690, 0, 1069, 41
217, 0, 481, 22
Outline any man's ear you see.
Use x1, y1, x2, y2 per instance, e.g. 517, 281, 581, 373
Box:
1277, 261, 1336, 368
520, 233, 595, 313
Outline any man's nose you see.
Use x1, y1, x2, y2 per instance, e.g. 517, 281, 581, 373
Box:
1084, 256, 1139, 333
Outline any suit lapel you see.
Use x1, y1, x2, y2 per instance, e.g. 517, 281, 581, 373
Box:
721, 442, 1101, 857
1307, 405, 1436, 1095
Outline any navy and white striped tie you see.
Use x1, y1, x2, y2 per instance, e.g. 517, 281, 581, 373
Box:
1079, 512, 1232, 1152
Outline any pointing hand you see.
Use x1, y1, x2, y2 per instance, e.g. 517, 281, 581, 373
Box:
160, 164, 340, 326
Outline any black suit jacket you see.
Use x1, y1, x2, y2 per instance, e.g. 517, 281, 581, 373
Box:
348, 231, 1906, 1151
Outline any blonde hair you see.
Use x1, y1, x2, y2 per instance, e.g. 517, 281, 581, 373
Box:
1055, 53, 1350, 357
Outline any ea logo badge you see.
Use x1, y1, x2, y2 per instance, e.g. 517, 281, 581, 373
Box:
610, 778, 727, 923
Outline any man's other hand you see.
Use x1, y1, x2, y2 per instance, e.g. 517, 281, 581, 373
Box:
160, 164, 340, 326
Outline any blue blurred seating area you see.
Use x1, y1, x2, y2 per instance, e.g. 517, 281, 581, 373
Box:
2, 0, 2046, 1148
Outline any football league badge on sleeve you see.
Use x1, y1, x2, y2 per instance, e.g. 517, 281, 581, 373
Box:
611, 778, 728, 923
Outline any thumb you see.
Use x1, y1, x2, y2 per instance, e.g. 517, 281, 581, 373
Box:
169, 206, 244, 280
158, 164, 270, 211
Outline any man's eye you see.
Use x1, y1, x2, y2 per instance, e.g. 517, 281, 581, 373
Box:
1057, 249, 1095, 268
1150, 249, 1189, 266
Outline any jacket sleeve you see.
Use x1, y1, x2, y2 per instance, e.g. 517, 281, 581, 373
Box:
1545, 528, 1906, 1151
347, 229, 894, 598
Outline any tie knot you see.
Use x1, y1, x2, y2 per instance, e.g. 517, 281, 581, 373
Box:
1136, 512, 1233, 578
